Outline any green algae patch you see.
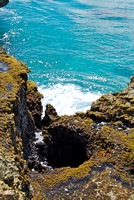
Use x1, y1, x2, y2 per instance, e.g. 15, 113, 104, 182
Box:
29, 157, 133, 199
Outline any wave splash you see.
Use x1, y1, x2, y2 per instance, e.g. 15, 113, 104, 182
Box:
39, 83, 100, 116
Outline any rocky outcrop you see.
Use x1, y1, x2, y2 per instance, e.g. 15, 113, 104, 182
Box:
0, 0, 9, 7
26, 80, 43, 129
31, 78, 134, 199
41, 104, 58, 127
30, 104, 134, 199
87, 76, 134, 127
0, 47, 133, 199
0, 47, 42, 199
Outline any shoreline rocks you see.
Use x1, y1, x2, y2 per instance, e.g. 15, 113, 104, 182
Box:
0, 48, 134, 199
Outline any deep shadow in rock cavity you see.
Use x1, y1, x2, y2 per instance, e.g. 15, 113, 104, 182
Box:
46, 126, 88, 168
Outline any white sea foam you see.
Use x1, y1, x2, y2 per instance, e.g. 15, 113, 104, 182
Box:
0, 7, 15, 14
10, 0, 32, 2
34, 131, 43, 144
38, 84, 100, 116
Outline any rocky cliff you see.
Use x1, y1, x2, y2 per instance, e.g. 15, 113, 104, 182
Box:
0, 0, 9, 7
0, 47, 134, 199
0, 47, 42, 199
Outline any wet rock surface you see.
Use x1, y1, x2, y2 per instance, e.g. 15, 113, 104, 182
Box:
0, 47, 133, 199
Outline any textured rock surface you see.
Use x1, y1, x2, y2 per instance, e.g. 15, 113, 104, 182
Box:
0, 48, 42, 199
30, 109, 134, 199
87, 76, 134, 127
30, 78, 134, 199
26, 80, 43, 129
0, 0, 9, 7
42, 104, 58, 127
0, 47, 133, 199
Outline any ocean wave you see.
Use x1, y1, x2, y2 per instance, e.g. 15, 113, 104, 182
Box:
38, 83, 100, 116
0, 7, 15, 14
10, 0, 32, 2
0, 5, 21, 20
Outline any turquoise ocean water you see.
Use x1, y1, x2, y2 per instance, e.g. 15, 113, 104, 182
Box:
0, 0, 134, 115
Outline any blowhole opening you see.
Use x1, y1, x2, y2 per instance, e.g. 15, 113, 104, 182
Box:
45, 126, 89, 168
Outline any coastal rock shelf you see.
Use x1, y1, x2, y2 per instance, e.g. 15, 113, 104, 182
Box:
0, 48, 134, 199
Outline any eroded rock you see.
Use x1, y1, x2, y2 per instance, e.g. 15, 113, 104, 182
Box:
42, 104, 59, 126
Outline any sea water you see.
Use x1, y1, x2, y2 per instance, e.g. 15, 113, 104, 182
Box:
0, 0, 134, 115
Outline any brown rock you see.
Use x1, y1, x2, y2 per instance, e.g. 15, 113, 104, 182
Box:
42, 104, 58, 126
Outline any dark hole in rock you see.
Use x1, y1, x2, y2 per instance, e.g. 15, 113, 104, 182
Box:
130, 169, 134, 175
0, 61, 9, 72
46, 127, 89, 168
35, 142, 45, 159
